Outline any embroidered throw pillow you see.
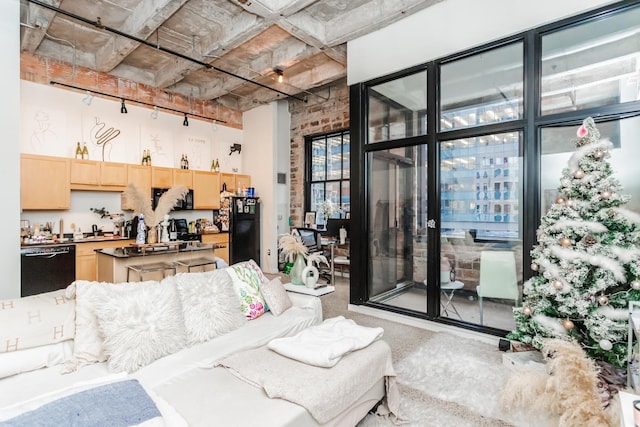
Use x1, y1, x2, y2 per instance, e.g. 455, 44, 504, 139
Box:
227, 260, 268, 320
0, 289, 75, 353
260, 277, 292, 316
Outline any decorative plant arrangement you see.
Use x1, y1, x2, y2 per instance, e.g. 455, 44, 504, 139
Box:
278, 233, 308, 263
122, 184, 188, 226
318, 199, 342, 225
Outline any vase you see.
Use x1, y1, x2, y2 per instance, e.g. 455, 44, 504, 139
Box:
289, 253, 306, 286
302, 263, 319, 289
147, 225, 158, 244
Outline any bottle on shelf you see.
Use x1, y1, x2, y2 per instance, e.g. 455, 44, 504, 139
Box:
184, 155, 189, 170
81, 143, 89, 160
169, 218, 177, 241
142, 150, 148, 166
180, 154, 185, 169
147, 150, 152, 166
75, 142, 83, 159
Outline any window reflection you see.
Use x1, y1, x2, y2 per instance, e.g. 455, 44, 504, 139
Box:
440, 42, 523, 131
541, 6, 640, 115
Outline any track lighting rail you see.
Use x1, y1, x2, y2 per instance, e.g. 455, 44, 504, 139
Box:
50, 81, 227, 124
27, 0, 306, 103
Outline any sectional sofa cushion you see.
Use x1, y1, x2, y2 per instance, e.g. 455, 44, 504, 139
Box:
169, 269, 247, 345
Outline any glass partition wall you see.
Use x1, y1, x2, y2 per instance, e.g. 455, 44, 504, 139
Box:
352, 1, 640, 335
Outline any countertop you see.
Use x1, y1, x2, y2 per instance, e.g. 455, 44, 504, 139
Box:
21, 236, 133, 248
97, 242, 221, 259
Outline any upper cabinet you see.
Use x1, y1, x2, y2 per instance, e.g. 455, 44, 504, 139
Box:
193, 171, 220, 209
21, 154, 70, 210
173, 169, 193, 189
121, 165, 152, 210
151, 167, 173, 188
235, 174, 251, 192
220, 173, 236, 193
70, 159, 127, 191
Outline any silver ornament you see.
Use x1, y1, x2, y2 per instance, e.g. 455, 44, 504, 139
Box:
553, 279, 563, 290
597, 295, 609, 305
600, 190, 612, 200
573, 169, 585, 179
631, 281, 640, 290
522, 307, 532, 316
531, 263, 539, 271
594, 150, 604, 159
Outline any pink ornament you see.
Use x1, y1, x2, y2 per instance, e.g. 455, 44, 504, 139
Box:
577, 125, 588, 138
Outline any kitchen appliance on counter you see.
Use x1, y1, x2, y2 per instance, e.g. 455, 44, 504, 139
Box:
173, 218, 202, 242
229, 197, 261, 266
20, 245, 76, 297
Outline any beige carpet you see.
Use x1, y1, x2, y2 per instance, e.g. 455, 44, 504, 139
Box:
318, 277, 516, 427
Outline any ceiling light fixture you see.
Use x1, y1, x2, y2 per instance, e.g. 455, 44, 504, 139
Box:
49, 81, 227, 125
82, 90, 93, 106
120, 99, 127, 114
274, 67, 284, 83
183, 113, 189, 127
212, 120, 218, 132
150, 106, 158, 119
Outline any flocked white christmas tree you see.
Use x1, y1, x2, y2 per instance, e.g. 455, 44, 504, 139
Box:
508, 117, 640, 368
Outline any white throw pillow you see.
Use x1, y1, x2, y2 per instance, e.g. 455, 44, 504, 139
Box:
169, 270, 246, 345
0, 289, 75, 353
66, 280, 157, 370
260, 277, 292, 316
92, 280, 186, 373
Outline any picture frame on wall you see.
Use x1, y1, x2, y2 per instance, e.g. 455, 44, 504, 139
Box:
304, 211, 316, 227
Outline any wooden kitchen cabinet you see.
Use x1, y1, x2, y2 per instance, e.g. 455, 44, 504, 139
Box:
235, 174, 251, 192
151, 167, 173, 188
70, 159, 127, 190
122, 165, 151, 210
220, 173, 236, 192
21, 154, 70, 210
193, 171, 220, 209
172, 169, 193, 189
201, 233, 229, 265
75, 239, 134, 281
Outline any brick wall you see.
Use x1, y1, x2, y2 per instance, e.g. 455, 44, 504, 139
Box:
287, 78, 350, 228
20, 51, 243, 129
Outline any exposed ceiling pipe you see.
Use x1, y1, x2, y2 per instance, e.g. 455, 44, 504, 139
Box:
25, 0, 306, 103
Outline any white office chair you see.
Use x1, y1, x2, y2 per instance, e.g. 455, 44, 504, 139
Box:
476, 250, 519, 325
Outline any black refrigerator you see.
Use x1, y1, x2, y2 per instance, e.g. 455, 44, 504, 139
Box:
229, 196, 261, 266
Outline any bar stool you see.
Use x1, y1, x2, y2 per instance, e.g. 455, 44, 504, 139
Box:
175, 257, 217, 273
333, 256, 350, 277
127, 262, 176, 282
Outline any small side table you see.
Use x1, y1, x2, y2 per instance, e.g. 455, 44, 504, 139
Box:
440, 280, 464, 319
283, 283, 335, 296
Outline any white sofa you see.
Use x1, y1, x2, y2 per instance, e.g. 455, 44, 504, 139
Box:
0, 261, 391, 426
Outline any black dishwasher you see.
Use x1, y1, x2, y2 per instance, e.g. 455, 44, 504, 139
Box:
20, 245, 76, 297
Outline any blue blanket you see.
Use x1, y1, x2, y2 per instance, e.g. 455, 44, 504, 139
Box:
0, 379, 161, 427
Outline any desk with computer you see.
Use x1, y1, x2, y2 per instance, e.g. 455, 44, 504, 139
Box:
293, 219, 350, 285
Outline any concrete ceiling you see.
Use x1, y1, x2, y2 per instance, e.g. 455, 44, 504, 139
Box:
19, 0, 442, 113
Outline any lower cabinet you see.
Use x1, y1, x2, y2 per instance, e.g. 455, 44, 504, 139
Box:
201, 233, 229, 266
76, 240, 134, 281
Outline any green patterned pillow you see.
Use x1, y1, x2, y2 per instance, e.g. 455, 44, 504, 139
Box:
227, 260, 268, 320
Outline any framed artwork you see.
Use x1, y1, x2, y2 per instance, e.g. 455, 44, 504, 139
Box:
305, 211, 316, 227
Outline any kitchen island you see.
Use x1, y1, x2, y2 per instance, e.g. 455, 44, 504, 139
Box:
96, 242, 223, 282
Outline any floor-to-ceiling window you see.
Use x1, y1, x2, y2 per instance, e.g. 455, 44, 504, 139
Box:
305, 131, 350, 226
350, 0, 640, 336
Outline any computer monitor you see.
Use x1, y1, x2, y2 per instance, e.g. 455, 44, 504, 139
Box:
324, 218, 350, 239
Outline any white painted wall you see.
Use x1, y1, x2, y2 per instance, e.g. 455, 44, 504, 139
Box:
1, 0, 20, 299
347, 0, 619, 85
242, 101, 290, 274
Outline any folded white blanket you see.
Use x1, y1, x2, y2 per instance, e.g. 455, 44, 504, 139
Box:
267, 315, 384, 367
